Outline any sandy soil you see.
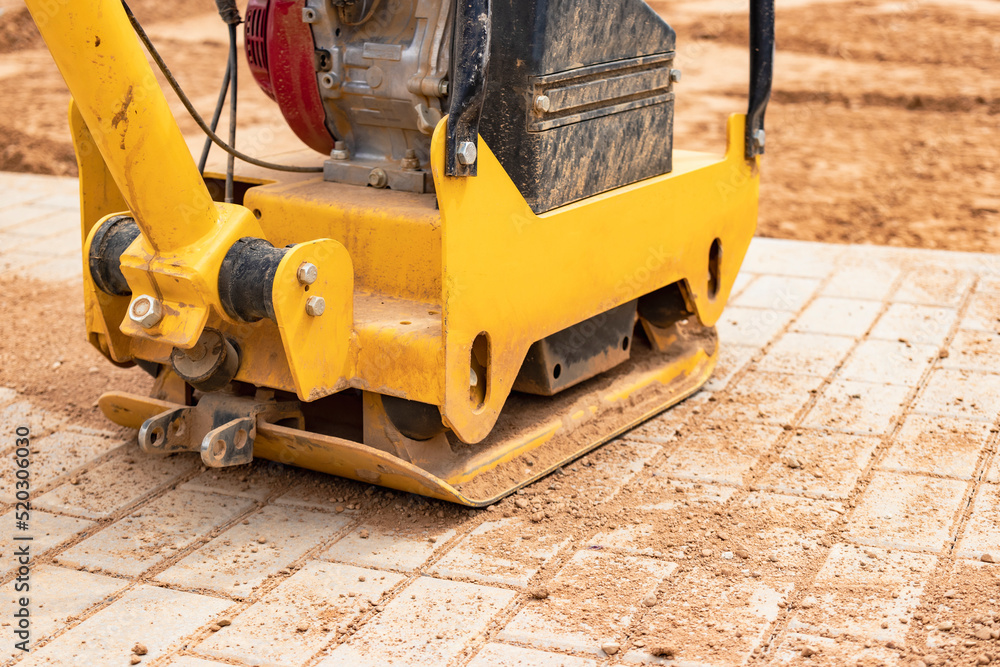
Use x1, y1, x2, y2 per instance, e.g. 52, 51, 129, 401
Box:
1, 0, 998, 251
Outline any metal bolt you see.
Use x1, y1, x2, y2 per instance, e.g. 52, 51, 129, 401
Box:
330, 140, 350, 161
301, 7, 318, 22
456, 141, 478, 166
534, 95, 551, 113
438, 80, 449, 96
129, 295, 163, 329
401, 149, 420, 172
470, 368, 479, 387
753, 129, 766, 150
670, 69, 682, 83
305, 296, 326, 317
368, 168, 389, 189
296, 262, 318, 286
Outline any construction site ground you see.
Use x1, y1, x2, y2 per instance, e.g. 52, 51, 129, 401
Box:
1, 0, 999, 665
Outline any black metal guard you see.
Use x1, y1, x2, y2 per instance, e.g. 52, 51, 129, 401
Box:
746, 0, 775, 160
446, 0, 492, 177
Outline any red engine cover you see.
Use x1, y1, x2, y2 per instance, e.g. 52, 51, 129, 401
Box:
245, 0, 336, 155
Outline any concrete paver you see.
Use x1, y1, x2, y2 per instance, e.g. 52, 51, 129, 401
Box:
155, 504, 350, 598
195, 561, 405, 666
18, 585, 230, 666
56, 489, 255, 578
498, 550, 675, 655
319, 576, 516, 666
4, 172, 1000, 666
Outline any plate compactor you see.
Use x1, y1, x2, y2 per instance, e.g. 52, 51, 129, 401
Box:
26, 0, 773, 505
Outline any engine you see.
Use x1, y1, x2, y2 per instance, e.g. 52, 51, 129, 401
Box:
246, 0, 679, 212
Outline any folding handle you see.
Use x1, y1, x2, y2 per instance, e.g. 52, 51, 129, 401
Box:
746, 0, 775, 160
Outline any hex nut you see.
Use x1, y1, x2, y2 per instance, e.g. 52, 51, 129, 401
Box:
401, 149, 420, 172
129, 295, 163, 329
753, 128, 766, 149
296, 262, 318, 286
534, 95, 551, 113
330, 140, 350, 161
305, 296, 326, 317
368, 168, 389, 189
456, 141, 478, 166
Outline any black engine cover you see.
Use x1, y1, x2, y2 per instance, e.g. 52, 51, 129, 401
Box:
480, 0, 677, 214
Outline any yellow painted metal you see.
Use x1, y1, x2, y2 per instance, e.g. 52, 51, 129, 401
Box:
24, 0, 219, 252
434, 114, 758, 443
271, 240, 354, 401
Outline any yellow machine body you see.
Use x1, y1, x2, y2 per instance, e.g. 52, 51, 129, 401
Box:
28, 0, 760, 505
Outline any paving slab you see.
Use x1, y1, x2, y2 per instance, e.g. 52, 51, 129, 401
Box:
56, 489, 255, 578
17, 584, 231, 666
0, 427, 123, 501
955, 483, 1000, 560
791, 296, 883, 338
319, 576, 516, 666
195, 561, 405, 666
961, 290, 1000, 332
913, 368, 1000, 421
802, 379, 912, 435
941, 329, 1000, 372
0, 509, 94, 576
879, 414, 993, 479
846, 471, 967, 553
498, 550, 675, 655
2, 565, 127, 660
662, 420, 783, 486
731, 276, 821, 312
321, 519, 456, 573
155, 504, 350, 598
715, 306, 796, 348
869, 303, 958, 346
468, 642, 598, 667
757, 431, 880, 500
754, 332, 855, 378
707, 370, 823, 426
766, 632, 901, 666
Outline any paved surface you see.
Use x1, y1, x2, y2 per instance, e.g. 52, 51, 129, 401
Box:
1, 172, 1000, 666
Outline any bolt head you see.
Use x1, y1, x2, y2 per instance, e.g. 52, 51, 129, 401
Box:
129, 295, 163, 329
368, 168, 389, 188
330, 140, 350, 161
534, 95, 551, 113
296, 262, 318, 286
456, 141, 478, 166
670, 69, 682, 83
753, 129, 766, 149
305, 296, 326, 317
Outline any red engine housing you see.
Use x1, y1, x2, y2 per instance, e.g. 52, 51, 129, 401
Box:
245, 0, 336, 155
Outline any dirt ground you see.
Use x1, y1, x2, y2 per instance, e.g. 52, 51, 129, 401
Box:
1, 0, 998, 251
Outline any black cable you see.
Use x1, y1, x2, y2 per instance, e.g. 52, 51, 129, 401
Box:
121, 1, 323, 174
225, 22, 238, 202
197, 60, 231, 174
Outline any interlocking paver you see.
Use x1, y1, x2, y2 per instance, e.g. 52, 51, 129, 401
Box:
892, 269, 974, 308
322, 519, 456, 573
155, 504, 349, 598
821, 264, 901, 302
0, 401, 66, 446
715, 306, 796, 348
846, 471, 967, 552
870, 303, 958, 346
2, 565, 127, 660
802, 379, 912, 435
767, 632, 901, 666
913, 368, 1000, 422
786, 543, 937, 644
0, 510, 94, 576
880, 414, 992, 479
636, 476, 738, 512
18, 585, 231, 666
195, 561, 405, 666
499, 550, 674, 655
562, 440, 662, 503
57, 489, 255, 578
941, 329, 1000, 372
755, 332, 855, 378
962, 290, 1000, 332
791, 297, 883, 338
708, 370, 822, 426
0, 428, 122, 501
468, 642, 597, 667
0, 387, 17, 408
630, 569, 790, 666
166, 657, 231, 666
956, 483, 1000, 560
703, 343, 756, 392
738, 493, 844, 571
181, 460, 293, 502
662, 421, 783, 486
757, 431, 880, 499
838, 339, 938, 387
34, 449, 197, 519
319, 576, 516, 666
429, 517, 567, 587
740, 240, 841, 279
731, 275, 821, 312
922, 559, 1000, 649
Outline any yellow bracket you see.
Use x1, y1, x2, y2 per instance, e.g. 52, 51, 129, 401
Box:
272, 240, 354, 401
